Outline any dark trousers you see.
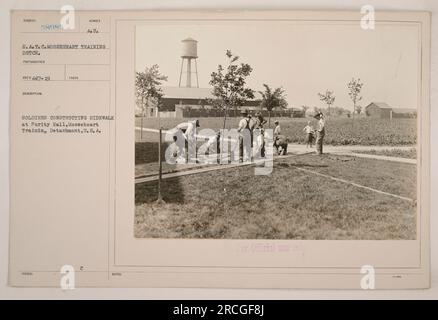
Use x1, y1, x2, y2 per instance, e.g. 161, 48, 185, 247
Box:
279, 143, 287, 155
307, 133, 314, 146
316, 132, 324, 154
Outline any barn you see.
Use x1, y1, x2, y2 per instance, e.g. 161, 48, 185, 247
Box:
138, 86, 304, 118
160, 86, 262, 118
365, 102, 417, 119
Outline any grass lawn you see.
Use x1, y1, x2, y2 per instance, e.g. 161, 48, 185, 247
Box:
352, 148, 417, 159
136, 116, 417, 146
134, 154, 416, 240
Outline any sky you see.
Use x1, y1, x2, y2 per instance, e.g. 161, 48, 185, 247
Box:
136, 21, 420, 111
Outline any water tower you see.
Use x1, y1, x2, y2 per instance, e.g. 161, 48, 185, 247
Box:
179, 37, 199, 88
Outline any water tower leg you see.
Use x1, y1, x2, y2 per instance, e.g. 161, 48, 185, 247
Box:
186, 58, 192, 88
195, 59, 199, 88
178, 59, 184, 87
156, 128, 165, 204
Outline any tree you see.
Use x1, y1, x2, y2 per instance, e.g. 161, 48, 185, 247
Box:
347, 78, 364, 121
259, 84, 288, 127
135, 64, 168, 139
209, 50, 255, 131
318, 90, 336, 116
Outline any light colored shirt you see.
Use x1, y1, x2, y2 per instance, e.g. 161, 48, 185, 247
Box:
303, 125, 313, 134
186, 121, 196, 138
254, 117, 266, 129
238, 118, 250, 132
177, 120, 196, 140
249, 117, 257, 130
276, 135, 287, 146
318, 119, 325, 131
274, 125, 281, 136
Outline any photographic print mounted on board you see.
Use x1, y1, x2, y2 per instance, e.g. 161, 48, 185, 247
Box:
134, 15, 421, 241
9, 10, 430, 289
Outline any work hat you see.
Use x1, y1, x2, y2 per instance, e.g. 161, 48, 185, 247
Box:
240, 109, 248, 115
274, 120, 279, 124
313, 112, 323, 119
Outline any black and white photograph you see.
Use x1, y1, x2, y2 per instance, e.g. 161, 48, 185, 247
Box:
134, 21, 418, 240
3, 4, 434, 294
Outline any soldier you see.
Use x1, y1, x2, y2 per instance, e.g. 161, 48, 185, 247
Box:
275, 135, 288, 155
254, 111, 267, 129
302, 120, 315, 148
314, 112, 325, 155
273, 120, 281, 137
237, 110, 251, 162
176, 119, 200, 162
253, 112, 267, 157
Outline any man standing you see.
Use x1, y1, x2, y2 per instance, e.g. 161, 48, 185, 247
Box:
273, 120, 281, 138
254, 112, 267, 129
314, 112, 325, 155
237, 110, 251, 162
272, 120, 281, 153
302, 121, 314, 148
253, 112, 267, 158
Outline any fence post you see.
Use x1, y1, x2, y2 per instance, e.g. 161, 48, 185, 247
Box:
157, 128, 165, 204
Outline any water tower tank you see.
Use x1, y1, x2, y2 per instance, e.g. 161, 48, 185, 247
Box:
181, 37, 198, 58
